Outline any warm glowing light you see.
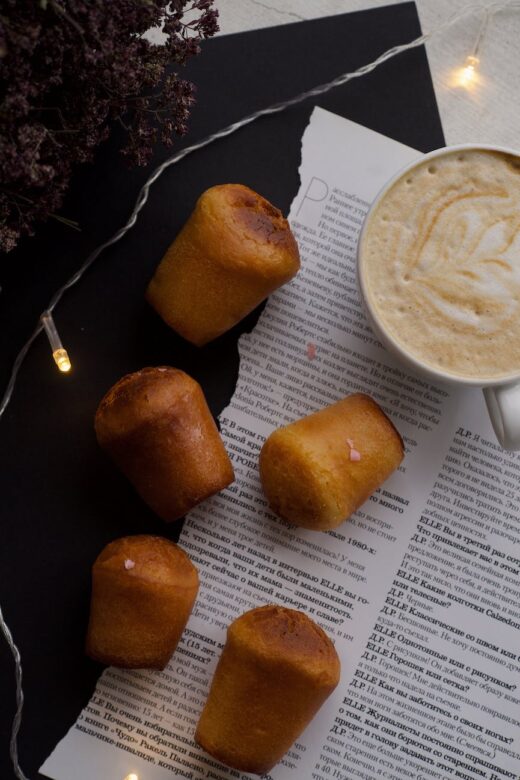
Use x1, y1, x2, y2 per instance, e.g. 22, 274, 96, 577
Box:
124, 774, 139, 780
53, 348, 72, 373
41, 311, 72, 374
456, 54, 479, 88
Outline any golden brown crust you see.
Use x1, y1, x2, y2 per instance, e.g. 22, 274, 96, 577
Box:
86, 536, 199, 669
95, 366, 195, 439
230, 605, 340, 677
259, 393, 404, 531
146, 184, 300, 346
207, 184, 299, 255
195, 605, 340, 775
94, 535, 199, 588
95, 367, 234, 522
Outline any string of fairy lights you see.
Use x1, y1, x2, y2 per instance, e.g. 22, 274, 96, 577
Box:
35, 1, 517, 378
7, 0, 518, 386
2, 2, 520, 779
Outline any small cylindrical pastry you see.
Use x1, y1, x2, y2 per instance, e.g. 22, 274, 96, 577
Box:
86, 535, 199, 669
95, 367, 234, 522
146, 184, 300, 346
259, 393, 404, 531
195, 605, 340, 775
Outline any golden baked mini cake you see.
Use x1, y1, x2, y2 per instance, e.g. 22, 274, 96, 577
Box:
146, 184, 300, 345
195, 605, 340, 774
86, 536, 199, 669
95, 367, 234, 522
259, 393, 404, 531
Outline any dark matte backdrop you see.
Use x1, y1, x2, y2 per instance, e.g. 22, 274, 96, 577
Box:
0, 4, 444, 778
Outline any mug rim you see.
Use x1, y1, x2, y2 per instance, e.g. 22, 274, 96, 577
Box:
357, 142, 520, 388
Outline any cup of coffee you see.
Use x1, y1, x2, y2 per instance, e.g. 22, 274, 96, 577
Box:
357, 144, 520, 450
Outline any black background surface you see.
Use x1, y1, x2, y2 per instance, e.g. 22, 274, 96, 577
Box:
0, 4, 444, 778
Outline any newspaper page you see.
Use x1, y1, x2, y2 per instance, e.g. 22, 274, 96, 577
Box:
41, 107, 520, 780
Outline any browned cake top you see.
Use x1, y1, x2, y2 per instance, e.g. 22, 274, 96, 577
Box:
294, 392, 405, 454
198, 183, 300, 260
94, 535, 199, 589
95, 366, 198, 438
229, 605, 340, 681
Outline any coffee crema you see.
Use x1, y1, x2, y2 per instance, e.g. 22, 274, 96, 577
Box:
361, 149, 520, 380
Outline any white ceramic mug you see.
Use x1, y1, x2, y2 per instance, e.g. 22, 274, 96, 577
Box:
357, 143, 520, 450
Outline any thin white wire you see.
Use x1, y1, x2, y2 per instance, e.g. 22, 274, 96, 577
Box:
0, 0, 517, 421
0, 604, 28, 780
1, 2, 518, 777
473, 10, 491, 58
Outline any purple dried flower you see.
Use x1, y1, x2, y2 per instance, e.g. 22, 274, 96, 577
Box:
0, 0, 219, 253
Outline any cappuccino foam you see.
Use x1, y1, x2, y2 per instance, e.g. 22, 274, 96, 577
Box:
362, 149, 520, 380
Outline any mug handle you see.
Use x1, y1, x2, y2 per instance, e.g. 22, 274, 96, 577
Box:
483, 383, 520, 450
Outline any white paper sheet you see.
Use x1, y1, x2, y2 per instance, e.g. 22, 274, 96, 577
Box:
41, 107, 520, 780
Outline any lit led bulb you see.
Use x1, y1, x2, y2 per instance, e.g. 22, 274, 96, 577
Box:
52, 348, 72, 373
457, 54, 479, 88
41, 312, 72, 373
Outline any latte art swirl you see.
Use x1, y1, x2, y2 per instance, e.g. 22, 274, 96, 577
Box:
362, 150, 520, 380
